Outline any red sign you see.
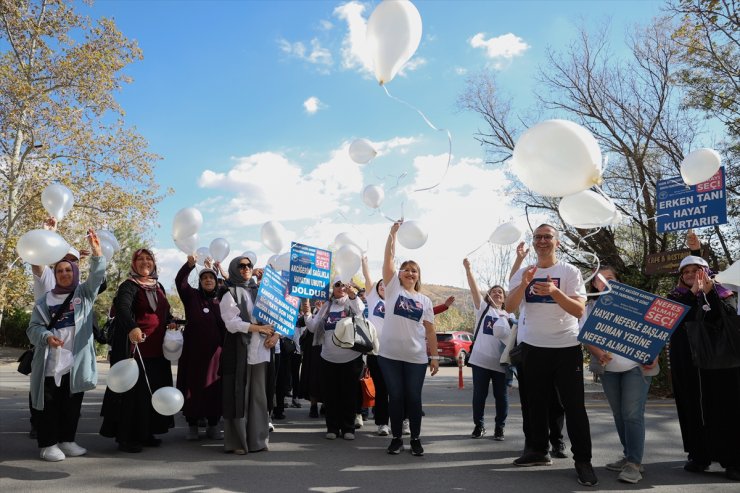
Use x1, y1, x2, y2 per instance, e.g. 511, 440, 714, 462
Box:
644, 298, 685, 330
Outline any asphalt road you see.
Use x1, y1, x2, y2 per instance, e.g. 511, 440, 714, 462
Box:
0, 347, 736, 493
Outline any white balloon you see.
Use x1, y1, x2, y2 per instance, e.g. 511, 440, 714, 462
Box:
100, 239, 115, 262
195, 246, 211, 266
397, 220, 428, 249
162, 330, 183, 362
609, 210, 623, 225
174, 233, 198, 255
334, 244, 362, 278
511, 119, 602, 197
209, 237, 230, 263
366, 0, 423, 85
97, 230, 121, 251
680, 148, 721, 186
362, 185, 385, 209
489, 222, 524, 245
559, 190, 617, 229
267, 254, 279, 269
334, 232, 365, 252
172, 207, 203, 240
274, 252, 291, 272
241, 251, 258, 267
41, 183, 74, 222
261, 221, 286, 254
349, 139, 378, 164
151, 386, 184, 416
16, 230, 71, 265
715, 260, 740, 288
107, 358, 139, 393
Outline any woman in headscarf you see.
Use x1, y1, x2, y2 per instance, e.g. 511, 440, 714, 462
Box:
27, 230, 105, 462
175, 255, 226, 441
100, 248, 176, 453
306, 275, 365, 441
219, 256, 279, 454
667, 255, 740, 481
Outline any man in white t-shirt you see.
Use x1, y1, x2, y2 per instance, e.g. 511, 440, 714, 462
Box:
507, 224, 597, 487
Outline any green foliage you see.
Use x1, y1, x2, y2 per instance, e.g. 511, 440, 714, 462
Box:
0, 306, 31, 347
434, 306, 475, 333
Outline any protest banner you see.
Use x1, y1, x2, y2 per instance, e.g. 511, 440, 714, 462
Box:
254, 265, 300, 337
578, 282, 689, 364
656, 168, 727, 233
288, 241, 332, 301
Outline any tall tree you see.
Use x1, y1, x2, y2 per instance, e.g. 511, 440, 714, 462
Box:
0, 0, 165, 329
458, 17, 735, 289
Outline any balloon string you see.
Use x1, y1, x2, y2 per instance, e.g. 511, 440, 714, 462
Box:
134, 343, 153, 396
382, 85, 452, 192
8, 256, 22, 269
585, 273, 613, 298
465, 241, 488, 258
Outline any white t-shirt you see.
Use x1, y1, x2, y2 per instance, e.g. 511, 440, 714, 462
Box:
319, 297, 365, 364
379, 275, 434, 364
366, 286, 386, 340
34, 266, 55, 301
468, 305, 512, 372
44, 292, 77, 385
510, 261, 586, 348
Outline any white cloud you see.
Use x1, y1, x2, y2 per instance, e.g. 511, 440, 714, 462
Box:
303, 96, 325, 114
319, 20, 334, 31
278, 37, 333, 67
470, 32, 529, 60
454, 66, 468, 76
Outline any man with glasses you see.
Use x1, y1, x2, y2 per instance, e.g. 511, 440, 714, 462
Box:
507, 224, 597, 486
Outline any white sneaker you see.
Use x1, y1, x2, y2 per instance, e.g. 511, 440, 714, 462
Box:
58, 441, 87, 457
40, 444, 66, 462
325, 432, 337, 440
343, 432, 355, 440
268, 422, 274, 432
402, 419, 411, 436
354, 414, 364, 429
377, 424, 390, 436
618, 462, 643, 484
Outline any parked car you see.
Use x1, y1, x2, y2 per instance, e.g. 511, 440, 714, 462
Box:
430, 331, 473, 364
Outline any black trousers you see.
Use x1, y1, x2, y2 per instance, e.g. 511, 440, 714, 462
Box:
320, 356, 364, 435
32, 373, 84, 448
290, 353, 302, 398
519, 343, 592, 462
367, 355, 389, 425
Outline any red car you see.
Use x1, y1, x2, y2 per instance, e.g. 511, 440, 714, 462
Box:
431, 331, 473, 364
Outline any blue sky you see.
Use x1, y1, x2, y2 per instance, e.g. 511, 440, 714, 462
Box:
83, 0, 665, 290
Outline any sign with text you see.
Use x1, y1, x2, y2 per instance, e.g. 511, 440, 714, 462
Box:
578, 282, 689, 364
288, 242, 332, 301
254, 265, 300, 337
656, 168, 727, 233
644, 248, 693, 276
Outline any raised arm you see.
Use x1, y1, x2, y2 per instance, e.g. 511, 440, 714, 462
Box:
361, 255, 373, 292
175, 256, 197, 298
382, 221, 401, 288
508, 241, 529, 281
463, 258, 482, 310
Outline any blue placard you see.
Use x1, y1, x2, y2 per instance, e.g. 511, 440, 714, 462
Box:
288, 242, 332, 301
656, 167, 727, 233
254, 265, 300, 337
578, 282, 689, 364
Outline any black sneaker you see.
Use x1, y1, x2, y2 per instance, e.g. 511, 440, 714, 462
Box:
387, 437, 404, 455
410, 438, 424, 456
272, 411, 286, 420
513, 451, 553, 467
575, 462, 599, 486
493, 426, 504, 441
684, 459, 710, 473
309, 405, 319, 418
471, 425, 486, 439
550, 443, 568, 458
118, 441, 143, 453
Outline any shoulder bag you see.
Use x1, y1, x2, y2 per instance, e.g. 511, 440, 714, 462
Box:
18, 291, 75, 375
685, 295, 740, 370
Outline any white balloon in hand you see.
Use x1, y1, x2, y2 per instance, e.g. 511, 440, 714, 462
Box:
172, 208, 203, 240
174, 233, 198, 255
559, 190, 617, 229
195, 246, 211, 266
335, 244, 362, 278
680, 148, 721, 186
397, 220, 428, 249
41, 183, 74, 222
16, 230, 71, 265
107, 358, 139, 393
151, 387, 184, 416
209, 237, 230, 263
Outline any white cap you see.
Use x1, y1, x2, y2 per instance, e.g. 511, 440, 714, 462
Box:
679, 255, 709, 272
65, 247, 80, 261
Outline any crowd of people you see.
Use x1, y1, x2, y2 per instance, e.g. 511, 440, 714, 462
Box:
23, 220, 740, 486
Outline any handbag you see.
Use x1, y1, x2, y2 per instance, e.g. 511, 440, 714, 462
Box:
500, 324, 519, 366
360, 367, 375, 408
18, 291, 76, 375
281, 337, 297, 355
685, 296, 740, 370
332, 309, 378, 354
507, 343, 524, 367
17, 348, 34, 375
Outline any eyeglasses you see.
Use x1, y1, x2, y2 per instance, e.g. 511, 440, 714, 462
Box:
238, 263, 253, 270
533, 234, 555, 241
333, 281, 344, 288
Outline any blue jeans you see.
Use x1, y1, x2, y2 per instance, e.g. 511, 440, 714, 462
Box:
471, 365, 508, 428
378, 356, 427, 439
600, 367, 652, 464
